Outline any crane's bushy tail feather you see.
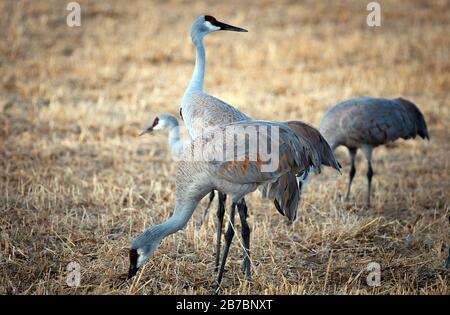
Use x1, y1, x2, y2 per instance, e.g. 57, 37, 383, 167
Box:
395, 98, 430, 140
260, 122, 343, 222
266, 173, 300, 222
287, 121, 342, 174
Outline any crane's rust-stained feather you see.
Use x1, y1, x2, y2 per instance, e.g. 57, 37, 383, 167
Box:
216, 121, 321, 184
180, 121, 321, 188
265, 172, 300, 221
262, 121, 343, 221
260, 121, 342, 221
286, 121, 342, 172
182, 92, 339, 221
182, 91, 308, 220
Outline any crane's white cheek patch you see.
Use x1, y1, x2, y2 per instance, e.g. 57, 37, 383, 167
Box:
204, 21, 220, 32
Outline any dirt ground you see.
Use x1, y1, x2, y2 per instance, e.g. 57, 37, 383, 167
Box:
0, 0, 449, 294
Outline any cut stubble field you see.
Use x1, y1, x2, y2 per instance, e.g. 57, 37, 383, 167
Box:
0, 0, 449, 294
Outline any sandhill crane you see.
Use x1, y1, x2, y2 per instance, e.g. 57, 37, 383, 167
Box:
179, 15, 259, 278
179, 15, 341, 278
320, 97, 429, 206
127, 120, 325, 292
140, 113, 222, 225
139, 114, 189, 158
180, 15, 250, 139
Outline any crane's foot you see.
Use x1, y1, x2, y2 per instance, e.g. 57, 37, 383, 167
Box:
214, 281, 222, 295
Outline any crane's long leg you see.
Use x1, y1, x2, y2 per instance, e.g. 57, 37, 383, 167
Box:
345, 148, 357, 201
445, 246, 450, 269
214, 192, 226, 272
237, 199, 251, 279
215, 201, 236, 294
200, 190, 215, 225
362, 147, 374, 207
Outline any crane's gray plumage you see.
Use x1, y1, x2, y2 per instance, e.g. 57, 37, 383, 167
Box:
128, 120, 321, 285
287, 121, 342, 170
320, 97, 429, 206
183, 91, 252, 138
260, 172, 300, 221
261, 120, 342, 220
321, 97, 429, 150
180, 16, 337, 220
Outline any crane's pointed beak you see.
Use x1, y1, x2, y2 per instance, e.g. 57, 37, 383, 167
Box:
127, 264, 138, 279
216, 20, 248, 32
127, 248, 139, 279
139, 126, 153, 136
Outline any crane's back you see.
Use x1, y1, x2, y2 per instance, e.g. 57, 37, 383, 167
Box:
320, 97, 429, 149
181, 91, 251, 139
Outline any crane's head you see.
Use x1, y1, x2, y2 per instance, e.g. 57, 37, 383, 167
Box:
191, 15, 247, 44
127, 231, 163, 279
139, 114, 179, 136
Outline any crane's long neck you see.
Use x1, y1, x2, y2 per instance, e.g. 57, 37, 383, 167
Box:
150, 200, 197, 239
167, 125, 186, 158
132, 195, 203, 253
187, 39, 206, 93
166, 121, 181, 148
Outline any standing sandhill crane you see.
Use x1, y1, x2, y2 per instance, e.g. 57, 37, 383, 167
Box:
320, 97, 429, 206
127, 120, 325, 292
179, 15, 258, 278
139, 114, 189, 158
139, 113, 220, 223
179, 15, 341, 278
180, 15, 250, 139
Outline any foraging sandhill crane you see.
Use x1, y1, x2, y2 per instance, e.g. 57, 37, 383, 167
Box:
139, 113, 221, 225
320, 97, 429, 206
179, 15, 341, 279
127, 120, 325, 292
141, 113, 341, 283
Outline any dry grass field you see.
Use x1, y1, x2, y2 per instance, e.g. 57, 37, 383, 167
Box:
1, 0, 449, 295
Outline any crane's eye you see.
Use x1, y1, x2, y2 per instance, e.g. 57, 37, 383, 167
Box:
153, 117, 159, 127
